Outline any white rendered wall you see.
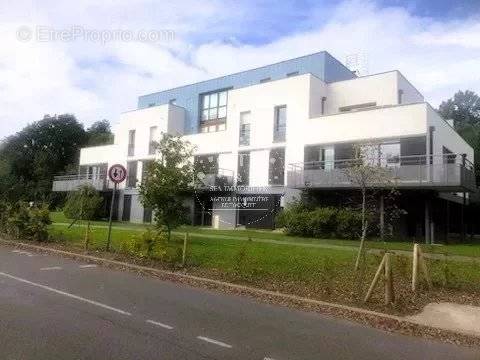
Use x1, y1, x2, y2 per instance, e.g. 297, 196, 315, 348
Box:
325, 72, 398, 114
302, 103, 429, 153
397, 72, 424, 104
427, 105, 474, 163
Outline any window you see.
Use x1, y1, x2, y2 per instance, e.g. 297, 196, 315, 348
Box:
260, 77, 271, 83
201, 90, 227, 121
321, 97, 327, 115
273, 105, 286, 143
194, 154, 218, 175
127, 161, 138, 188
239, 112, 251, 146
141, 160, 153, 183
398, 89, 404, 104
128, 130, 135, 156
443, 146, 456, 164
286, 71, 299, 77
148, 126, 157, 155
269, 148, 285, 185
237, 152, 250, 186
122, 195, 132, 221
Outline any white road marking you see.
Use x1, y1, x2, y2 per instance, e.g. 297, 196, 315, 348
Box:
40, 266, 62, 271
12, 250, 34, 256
197, 336, 232, 349
79, 264, 97, 269
146, 319, 174, 330
264, 357, 277, 360
0, 271, 132, 316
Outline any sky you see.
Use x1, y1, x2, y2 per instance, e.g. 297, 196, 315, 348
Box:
0, 0, 479, 138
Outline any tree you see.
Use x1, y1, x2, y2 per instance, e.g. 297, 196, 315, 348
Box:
343, 143, 396, 271
0, 114, 88, 202
64, 185, 103, 250
139, 134, 194, 241
86, 120, 114, 146
438, 90, 480, 184
438, 90, 480, 130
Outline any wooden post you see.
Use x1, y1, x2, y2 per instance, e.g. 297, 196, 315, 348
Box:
384, 253, 394, 305
412, 244, 419, 292
364, 254, 386, 303
181, 233, 188, 267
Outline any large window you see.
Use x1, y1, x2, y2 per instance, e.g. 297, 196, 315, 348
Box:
269, 148, 285, 185
127, 161, 138, 188
200, 90, 228, 133
239, 111, 251, 146
128, 130, 135, 156
148, 126, 157, 155
273, 105, 286, 142
237, 152, 250, 186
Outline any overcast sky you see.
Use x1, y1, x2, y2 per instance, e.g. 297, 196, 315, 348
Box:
0, 0, 479, 138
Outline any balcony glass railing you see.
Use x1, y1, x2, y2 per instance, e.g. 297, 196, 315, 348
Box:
287, 154, 475, 192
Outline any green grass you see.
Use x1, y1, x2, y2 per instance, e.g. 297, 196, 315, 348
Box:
50, 211, 480, 258
47, 213, 480, 314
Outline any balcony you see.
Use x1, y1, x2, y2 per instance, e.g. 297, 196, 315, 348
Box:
194, 168, 234, 191
288, 154, 476, 192
52, 173, 110, 192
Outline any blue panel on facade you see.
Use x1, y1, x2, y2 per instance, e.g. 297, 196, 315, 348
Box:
137, 51, 355, 134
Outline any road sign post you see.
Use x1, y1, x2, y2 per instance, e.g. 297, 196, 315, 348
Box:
106, 164, 127, 251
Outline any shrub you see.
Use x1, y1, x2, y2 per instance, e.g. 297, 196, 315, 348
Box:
278, 201, 363, 239
335, 208, 363, 239
1, 202, 51, 241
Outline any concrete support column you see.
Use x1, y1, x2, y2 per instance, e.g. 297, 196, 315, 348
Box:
425, 198, 431, 244
379, 194, 385, 240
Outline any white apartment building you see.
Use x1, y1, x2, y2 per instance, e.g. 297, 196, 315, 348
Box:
53, 51, 475, 242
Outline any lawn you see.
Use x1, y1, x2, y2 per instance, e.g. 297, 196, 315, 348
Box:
50, 211, 480, 258
47, 212, 480, 315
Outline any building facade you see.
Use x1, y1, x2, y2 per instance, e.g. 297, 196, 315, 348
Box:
53, 51, 475, 241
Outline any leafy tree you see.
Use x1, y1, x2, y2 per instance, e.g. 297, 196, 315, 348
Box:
86, 119, 114, 146
438, 90, 480, 184
438, 90, 480, 129
0, 114, 88, 202
64, 185, 103, 249
139, 134, 194, 241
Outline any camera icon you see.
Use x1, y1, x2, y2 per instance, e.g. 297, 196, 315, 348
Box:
16, 26, 33, 42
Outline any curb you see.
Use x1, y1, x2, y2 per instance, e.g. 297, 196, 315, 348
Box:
1, 238, 479, 345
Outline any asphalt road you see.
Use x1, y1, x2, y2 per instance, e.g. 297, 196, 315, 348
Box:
0, 244, 478, 360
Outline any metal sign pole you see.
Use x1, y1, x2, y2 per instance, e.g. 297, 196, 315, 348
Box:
106, 182, 117, 252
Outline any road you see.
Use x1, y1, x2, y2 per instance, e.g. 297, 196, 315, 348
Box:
0, 244, 478, 360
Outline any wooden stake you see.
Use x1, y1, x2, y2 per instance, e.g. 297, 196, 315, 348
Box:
412, 243, 419, 292
364, 254, 386, 303
384, 253, 394, 305
181, 232, 188, 267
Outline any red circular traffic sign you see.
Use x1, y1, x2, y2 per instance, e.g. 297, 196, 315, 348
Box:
108, 164, 127, 183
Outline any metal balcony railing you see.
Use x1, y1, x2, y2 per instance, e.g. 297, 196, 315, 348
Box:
52, 173, 110, 192
287, 154, 476, 192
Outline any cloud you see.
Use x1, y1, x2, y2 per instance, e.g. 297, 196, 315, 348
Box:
0, 0, 479, 138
